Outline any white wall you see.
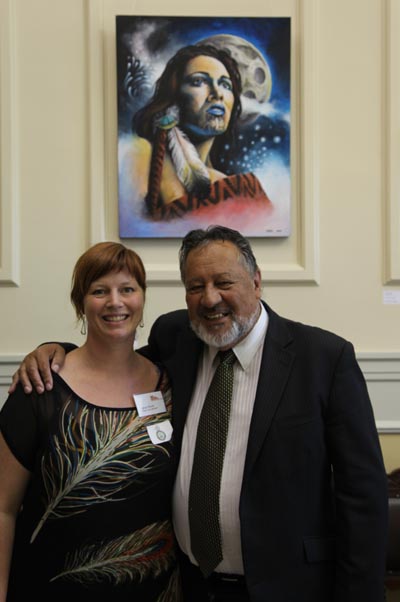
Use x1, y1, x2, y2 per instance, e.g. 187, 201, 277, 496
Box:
1, 0, 399, 462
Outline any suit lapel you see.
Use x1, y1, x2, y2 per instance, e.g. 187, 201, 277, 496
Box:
163, 327, 202, 444
244, 306, 295, 472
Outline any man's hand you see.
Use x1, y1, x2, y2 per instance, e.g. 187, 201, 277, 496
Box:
8, 344, 67, 395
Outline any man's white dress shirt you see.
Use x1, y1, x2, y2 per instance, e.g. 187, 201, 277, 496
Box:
173, 303, 268, 574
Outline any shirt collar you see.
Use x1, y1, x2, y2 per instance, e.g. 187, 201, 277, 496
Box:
206, 302, 269, 371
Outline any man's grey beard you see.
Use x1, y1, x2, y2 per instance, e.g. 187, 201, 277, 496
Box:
190, 305, 260, 349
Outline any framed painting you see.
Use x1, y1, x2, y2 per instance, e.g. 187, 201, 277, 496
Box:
116, 15, 291, 238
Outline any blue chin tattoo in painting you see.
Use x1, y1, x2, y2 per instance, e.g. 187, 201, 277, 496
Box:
181, 124, 216, 139
181, 121, 225, 140
181, 104, 228, 140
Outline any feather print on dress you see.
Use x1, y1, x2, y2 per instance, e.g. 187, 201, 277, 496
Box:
50, 520, 175, 585
157, 567, 183, 602
31, 394, 171, 543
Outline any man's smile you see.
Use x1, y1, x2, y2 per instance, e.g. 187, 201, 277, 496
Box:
200, 309, 231, 324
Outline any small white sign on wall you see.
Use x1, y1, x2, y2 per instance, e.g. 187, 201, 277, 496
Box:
383, 290, 400, 305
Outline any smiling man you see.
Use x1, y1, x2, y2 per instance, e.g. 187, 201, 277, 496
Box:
9, 226, 388, 602
182, 233, 262, 349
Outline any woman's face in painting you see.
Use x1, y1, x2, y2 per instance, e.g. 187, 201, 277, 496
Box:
178, 55, 235, 141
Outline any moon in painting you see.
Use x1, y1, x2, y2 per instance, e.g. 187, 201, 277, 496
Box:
197, 33, 272, 123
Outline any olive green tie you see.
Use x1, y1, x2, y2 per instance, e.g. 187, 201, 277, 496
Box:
188, 349, 236, 577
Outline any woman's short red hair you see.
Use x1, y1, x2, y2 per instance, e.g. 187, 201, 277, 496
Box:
70, 242, 146, 320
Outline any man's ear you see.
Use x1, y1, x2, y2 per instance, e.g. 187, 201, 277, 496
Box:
254, 269, 262, 298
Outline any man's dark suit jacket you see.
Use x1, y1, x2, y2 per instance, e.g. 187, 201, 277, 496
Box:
142, 302, 388, 602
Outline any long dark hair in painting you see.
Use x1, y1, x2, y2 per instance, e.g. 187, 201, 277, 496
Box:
133, 44, 242, 170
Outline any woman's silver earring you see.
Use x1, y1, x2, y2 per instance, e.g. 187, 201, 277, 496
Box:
139, 319, 144, 328
80, 316, 87, 335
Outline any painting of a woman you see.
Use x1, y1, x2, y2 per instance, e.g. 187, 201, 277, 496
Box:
117, 17, 290, 237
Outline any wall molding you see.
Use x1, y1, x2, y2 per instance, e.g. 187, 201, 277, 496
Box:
383, 0, 400, 284
1, 351, 399, 432
0, 355, 23, 398
0, 0, 20, 286
357, 352, 400, 432
86, 0, 320, 284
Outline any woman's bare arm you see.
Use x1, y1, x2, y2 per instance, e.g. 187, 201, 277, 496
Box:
0, 433, 31, 601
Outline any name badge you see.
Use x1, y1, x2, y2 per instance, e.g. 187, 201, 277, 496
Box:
147, 420, 173, 445
133, 391, 166, 417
